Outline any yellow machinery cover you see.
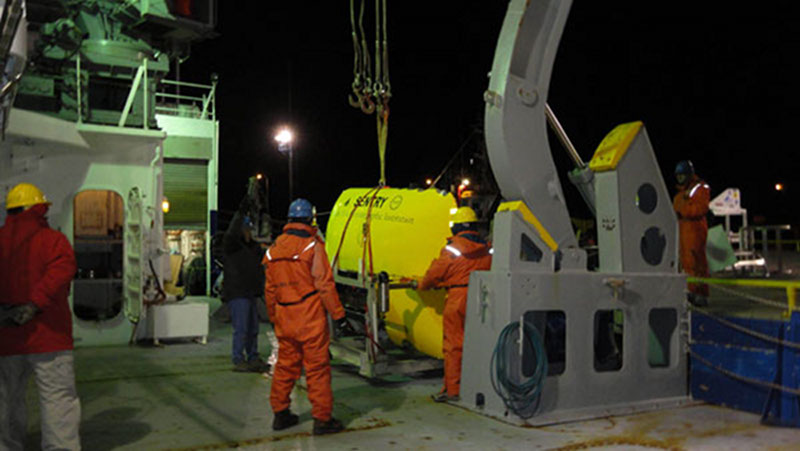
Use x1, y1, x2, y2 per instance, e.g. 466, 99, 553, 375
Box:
325, 187, 457, 359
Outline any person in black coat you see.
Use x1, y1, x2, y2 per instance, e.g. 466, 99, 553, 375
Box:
224, 197, 269, 372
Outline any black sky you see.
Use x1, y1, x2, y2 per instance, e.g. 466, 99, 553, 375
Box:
181, 2, 800, 226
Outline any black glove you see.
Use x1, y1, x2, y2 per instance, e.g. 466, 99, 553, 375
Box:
11, 303, 39, 326
335, 317, 354, 336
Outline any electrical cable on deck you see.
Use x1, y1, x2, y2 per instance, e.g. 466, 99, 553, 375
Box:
491, 321, 547, 419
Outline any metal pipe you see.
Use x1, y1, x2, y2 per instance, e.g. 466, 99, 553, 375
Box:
387, 282, 416, 290
378, 272, 390, 314
288, 146, 293, 202
0, 72, 22, 99
76, 53, 82, 123
160, 80, 213, 89
202, 75, 217, 120
367, 286, 380, 362
119, 64, 144, 127
156, 93, 205, 102
143, 58, 149, 130
545, 103, 584, 169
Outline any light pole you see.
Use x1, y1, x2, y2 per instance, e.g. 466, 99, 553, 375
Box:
274, 128, 294, 202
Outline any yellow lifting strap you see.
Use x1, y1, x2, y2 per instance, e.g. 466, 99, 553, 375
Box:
377, 109, 389, 185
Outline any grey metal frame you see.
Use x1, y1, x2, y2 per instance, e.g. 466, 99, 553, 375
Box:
460, 211, 688, 425
330, 274, 442, 378
458, 0, 689, 425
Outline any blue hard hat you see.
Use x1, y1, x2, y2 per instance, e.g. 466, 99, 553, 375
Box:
675, 160, 695, 176
288, 198, 314, 218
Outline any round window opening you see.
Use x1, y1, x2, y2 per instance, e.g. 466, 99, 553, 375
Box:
640, 226, 666, 266
636, 183, 658, 214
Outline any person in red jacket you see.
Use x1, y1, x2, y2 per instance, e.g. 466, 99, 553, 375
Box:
419, 206, 492, 402
263, 199, 348, 435
673, 160, 711, 306
0, 183, 81, 450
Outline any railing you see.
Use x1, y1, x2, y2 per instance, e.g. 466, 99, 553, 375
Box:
72, 54, 218, 127
688, 276, 799, 315
687, 275, 800, 425
739, 225, 793, 273
155, 76, 218, 121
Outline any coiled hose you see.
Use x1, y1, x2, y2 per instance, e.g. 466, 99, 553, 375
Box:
490, 321, 547, 419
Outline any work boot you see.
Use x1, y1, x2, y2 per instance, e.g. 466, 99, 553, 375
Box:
687, 293, 709, 307
247, 357, 271, 373
431, 392, 460, 403
313, 417, 344, 435
272, 409, 299, 431
232, 362, 250, 372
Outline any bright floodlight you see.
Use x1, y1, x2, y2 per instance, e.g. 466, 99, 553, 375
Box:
425, 178, 433, 185
461, 178, 471, 186
775, 183, 784, 191
275, 129, 293, 145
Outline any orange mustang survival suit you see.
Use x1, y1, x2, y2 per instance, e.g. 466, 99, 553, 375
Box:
420, 207, 492, 400
672, 160, 710, 301
263, 213, 345, 428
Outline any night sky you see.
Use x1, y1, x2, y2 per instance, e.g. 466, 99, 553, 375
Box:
181, 2, 800, 227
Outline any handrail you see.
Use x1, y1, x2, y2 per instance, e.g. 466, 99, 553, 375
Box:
155, 76, 217, 120
69, 50, 217, 124
155, 92, 205, 102
688, 276, 799, 314
160, 79, 213, 90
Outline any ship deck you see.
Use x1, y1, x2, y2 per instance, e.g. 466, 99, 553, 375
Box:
21, 314, 800, 450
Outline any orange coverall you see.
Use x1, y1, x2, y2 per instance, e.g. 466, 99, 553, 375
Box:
420, 231, 492, 397
673, 175, 711, 297
264, 223, 345, 421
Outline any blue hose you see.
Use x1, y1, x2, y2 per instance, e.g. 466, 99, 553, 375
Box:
490, 321, 547, 419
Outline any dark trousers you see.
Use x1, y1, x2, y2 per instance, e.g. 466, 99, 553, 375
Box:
229, 297, 260, 364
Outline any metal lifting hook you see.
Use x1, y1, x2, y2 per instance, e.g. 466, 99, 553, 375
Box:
348, 76, 364, 108
349, 92, 362, 109
360, 91, 376, 114
349, 86, 363, 109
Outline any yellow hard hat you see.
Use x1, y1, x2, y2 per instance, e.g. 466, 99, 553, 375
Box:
6, 183, 51, 210
451, 206, 478, 225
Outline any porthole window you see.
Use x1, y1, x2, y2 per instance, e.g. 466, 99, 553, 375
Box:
636, 183, 658, 214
